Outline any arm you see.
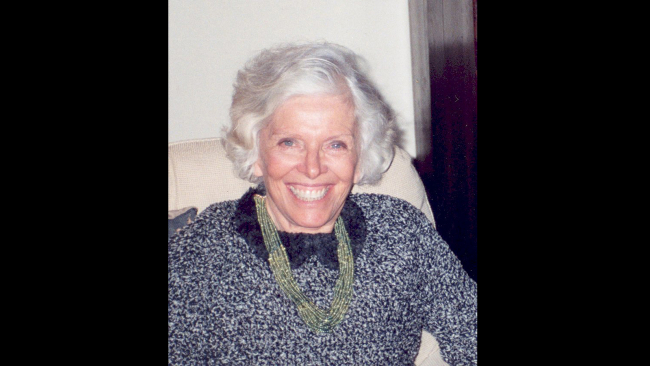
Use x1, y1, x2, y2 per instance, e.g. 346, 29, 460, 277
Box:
168, 236, 213, 365
417, 226, 478, 366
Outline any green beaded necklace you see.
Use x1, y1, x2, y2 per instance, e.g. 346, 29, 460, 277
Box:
253, 194, 354, 333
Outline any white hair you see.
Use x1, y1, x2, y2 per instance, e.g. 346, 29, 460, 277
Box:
223, 41, 398, 185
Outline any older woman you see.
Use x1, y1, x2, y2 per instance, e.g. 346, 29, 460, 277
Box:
168, 42, 477, 365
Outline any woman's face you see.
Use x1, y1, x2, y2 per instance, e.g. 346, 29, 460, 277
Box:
254, 94, 360, 234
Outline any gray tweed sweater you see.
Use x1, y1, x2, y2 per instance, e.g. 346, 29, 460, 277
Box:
168, 189, 477, 365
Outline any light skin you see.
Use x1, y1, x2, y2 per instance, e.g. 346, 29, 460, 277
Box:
253, 93, 360, 234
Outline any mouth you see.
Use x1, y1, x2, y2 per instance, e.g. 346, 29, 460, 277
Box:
288, 186, 330, 202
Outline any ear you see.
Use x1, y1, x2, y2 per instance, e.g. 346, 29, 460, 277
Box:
253, 158, 265, 178
353, 165, 361, 184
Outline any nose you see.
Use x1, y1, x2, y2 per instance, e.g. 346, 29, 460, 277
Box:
300, 148, 326, 179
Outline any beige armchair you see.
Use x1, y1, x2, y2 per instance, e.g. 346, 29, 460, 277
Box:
168, 137, 448, 366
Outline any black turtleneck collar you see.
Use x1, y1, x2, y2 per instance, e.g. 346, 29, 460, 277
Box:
233, 185, 366, 271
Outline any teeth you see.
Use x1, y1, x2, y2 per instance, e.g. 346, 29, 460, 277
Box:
289, 186, 329, 201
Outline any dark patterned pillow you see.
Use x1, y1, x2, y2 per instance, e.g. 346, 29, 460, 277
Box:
168, 207, 198, 238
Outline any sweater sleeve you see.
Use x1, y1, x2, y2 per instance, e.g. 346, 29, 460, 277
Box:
168, 232, 222, 365
417, 224, 478, 366
168, 236, 204, 365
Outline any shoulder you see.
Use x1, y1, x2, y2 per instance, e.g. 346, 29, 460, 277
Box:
350, 193, 453, 259
349, 193, 439, 255
168, 199, 239, 262
350, 193, 431, 229
179, 200, 237, 236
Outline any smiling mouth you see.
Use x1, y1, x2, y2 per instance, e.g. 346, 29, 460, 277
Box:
289, 186, 330, 201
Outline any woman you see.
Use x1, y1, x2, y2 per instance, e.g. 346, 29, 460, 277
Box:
168, 42, 477, 365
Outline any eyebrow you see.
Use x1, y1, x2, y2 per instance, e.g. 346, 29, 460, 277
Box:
268, 131, 355, 140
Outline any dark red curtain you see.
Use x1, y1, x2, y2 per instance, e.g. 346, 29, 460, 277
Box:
415, 0, 477, 282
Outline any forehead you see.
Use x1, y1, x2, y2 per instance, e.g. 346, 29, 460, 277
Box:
267, 94, 356, 134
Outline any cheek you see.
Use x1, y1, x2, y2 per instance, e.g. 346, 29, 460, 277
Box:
253, 142, 285, 178
335, 156, 360, 183
258, 152, 295, 179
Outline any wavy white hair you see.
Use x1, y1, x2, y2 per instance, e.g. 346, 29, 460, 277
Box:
223, 42, 398, 185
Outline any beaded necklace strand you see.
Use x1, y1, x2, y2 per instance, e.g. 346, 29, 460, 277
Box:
253, 194, 354, 333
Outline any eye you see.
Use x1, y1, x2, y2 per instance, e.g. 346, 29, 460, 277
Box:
280, 139, 295, 147
330, 141, 347, 149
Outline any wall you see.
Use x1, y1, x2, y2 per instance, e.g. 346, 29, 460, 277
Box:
168, 0, 418, 158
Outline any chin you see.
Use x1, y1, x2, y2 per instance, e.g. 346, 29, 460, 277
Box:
287, 208, 337, 232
